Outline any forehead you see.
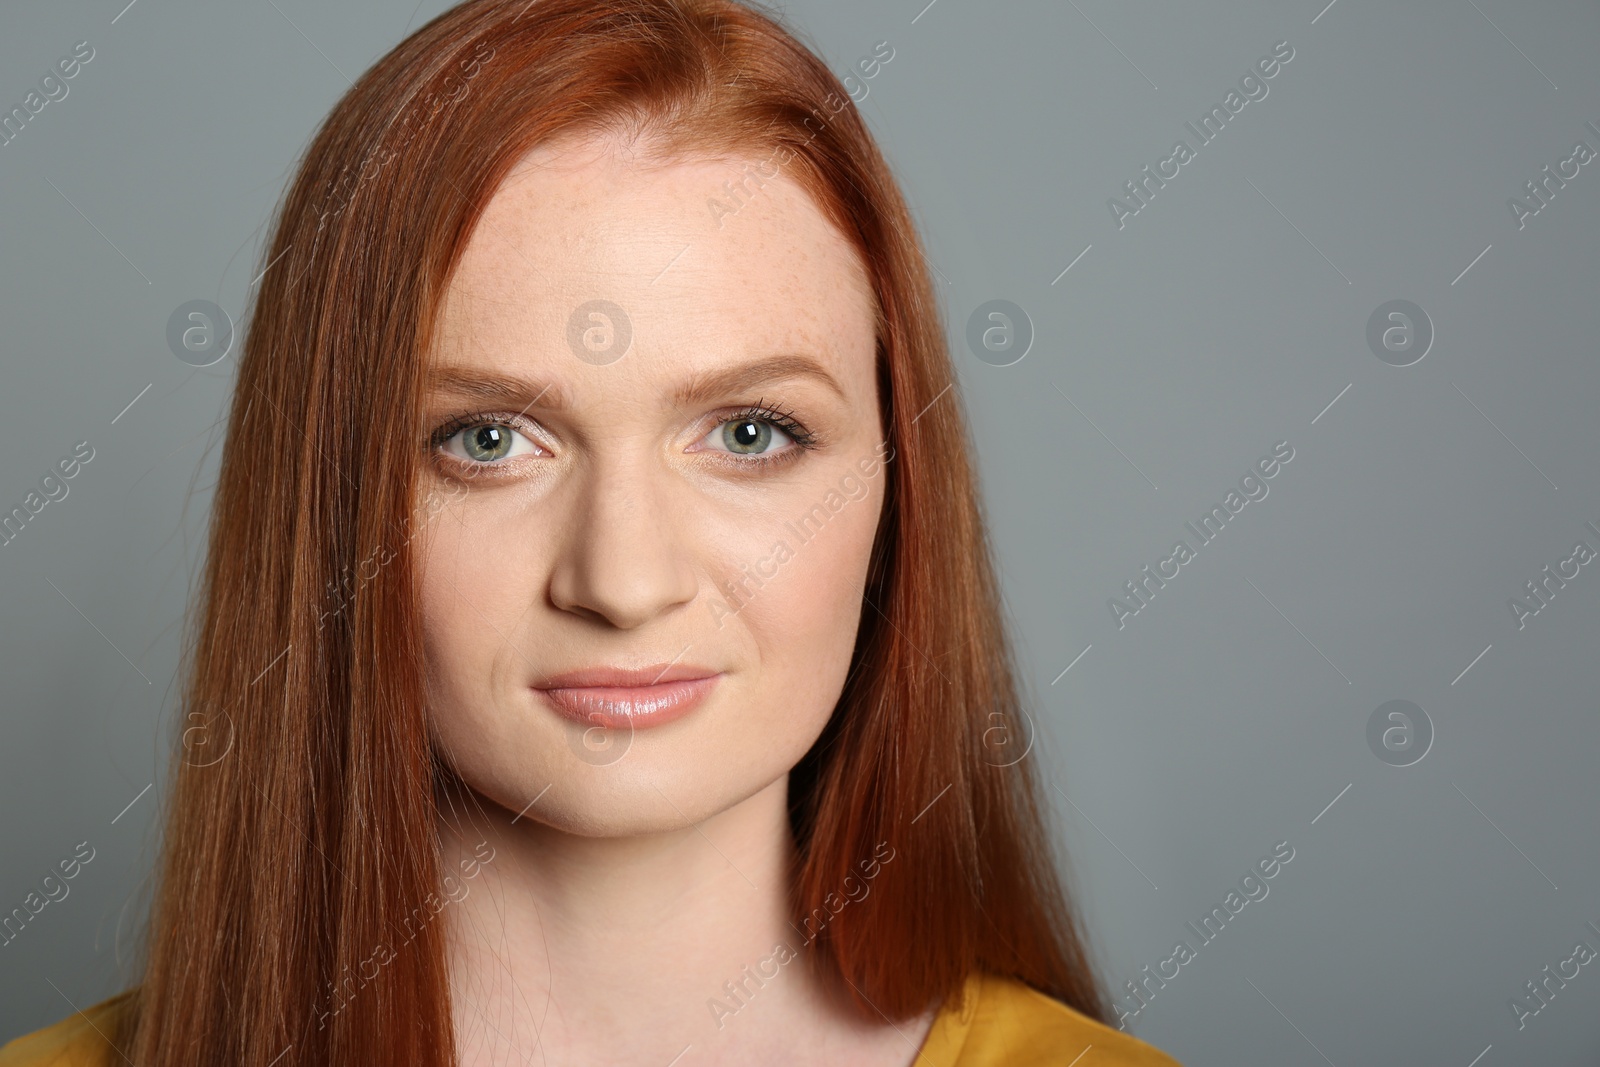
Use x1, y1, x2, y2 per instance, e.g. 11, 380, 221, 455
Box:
431, 134, 876, 383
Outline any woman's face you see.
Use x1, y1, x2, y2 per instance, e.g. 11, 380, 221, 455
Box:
415, 133, 887, 836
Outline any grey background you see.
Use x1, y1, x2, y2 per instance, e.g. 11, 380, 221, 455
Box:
2, 0, 1597, 1063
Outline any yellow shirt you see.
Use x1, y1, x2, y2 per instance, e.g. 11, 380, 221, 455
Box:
0, 973, 1180, 1065
915, 972, 1181, 1066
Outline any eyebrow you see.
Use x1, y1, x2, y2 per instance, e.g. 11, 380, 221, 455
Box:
670, 353, 847, 408
425, 353, 847, 412
425, 369, 570, 413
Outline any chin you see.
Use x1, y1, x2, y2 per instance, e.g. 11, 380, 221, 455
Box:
435, 703, 798, 839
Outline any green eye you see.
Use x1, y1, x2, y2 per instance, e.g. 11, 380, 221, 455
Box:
462, 424, 515, 462
434, 416, 542, 465
722, 418, 776, 454
695, 405, 812, 462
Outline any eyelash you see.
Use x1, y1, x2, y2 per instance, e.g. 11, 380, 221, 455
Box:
428, 410, 538, 452
723, 399, 818, 451
425, 401, 819, 472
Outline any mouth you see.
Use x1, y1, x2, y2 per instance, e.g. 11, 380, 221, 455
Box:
532, 663, 721, 731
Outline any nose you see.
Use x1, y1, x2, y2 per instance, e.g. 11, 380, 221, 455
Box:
546, 459, 700, 630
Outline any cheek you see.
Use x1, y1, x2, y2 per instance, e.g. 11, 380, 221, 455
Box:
413, 496, 541, 753
717, 477, 884, 743
414, 486, 622, 828
417, 508, 492, 684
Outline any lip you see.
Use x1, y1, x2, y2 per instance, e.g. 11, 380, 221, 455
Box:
533, 664, 721, 731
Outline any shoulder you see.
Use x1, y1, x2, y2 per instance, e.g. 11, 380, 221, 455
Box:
0, 991, 134, 1067
917, 972, 1183, 1067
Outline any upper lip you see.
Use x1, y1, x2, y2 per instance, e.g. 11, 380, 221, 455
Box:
533, 663, 720, 689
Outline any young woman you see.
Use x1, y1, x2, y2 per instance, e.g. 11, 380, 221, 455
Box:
1, 1, 1181, 1063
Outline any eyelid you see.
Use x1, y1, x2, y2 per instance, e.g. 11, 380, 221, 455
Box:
695, 417, 796, 455
691, 399, 817, 451
681, 404, 821, 479
431, 409, 546, 441
430, 410, 553, 461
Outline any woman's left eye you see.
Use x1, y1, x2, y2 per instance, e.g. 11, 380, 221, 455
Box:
698, 416, 795, 457
436, 420, 542, 464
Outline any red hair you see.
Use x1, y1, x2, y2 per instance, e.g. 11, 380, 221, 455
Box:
125, 0, 1109, 1061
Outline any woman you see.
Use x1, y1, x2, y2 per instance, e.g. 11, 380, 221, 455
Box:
1, 0, 1181, 1063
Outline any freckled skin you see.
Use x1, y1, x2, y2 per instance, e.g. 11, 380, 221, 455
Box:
417, 131, 885, 835
417, 131, 937, 1067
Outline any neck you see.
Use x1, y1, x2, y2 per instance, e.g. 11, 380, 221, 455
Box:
436, 775, 914, 1066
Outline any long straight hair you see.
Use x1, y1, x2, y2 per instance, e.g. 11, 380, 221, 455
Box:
125, 0, 1109, 1061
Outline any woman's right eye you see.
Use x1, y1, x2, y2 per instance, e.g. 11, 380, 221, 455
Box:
434, 418, 546, 465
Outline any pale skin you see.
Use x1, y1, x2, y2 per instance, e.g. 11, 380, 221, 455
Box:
415, 131, 935, 1065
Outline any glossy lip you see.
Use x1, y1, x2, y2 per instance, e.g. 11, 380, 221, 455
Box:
533, 663, 721, 731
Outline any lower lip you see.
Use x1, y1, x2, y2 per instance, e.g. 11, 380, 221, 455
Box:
534, 676, 720, 731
